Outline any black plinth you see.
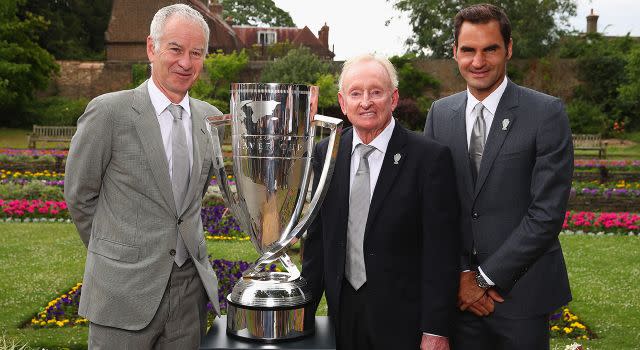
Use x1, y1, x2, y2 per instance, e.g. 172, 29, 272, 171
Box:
200, 316, 336, 350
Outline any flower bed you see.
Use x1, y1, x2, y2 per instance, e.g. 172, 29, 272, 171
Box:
563, 211, 640, 234
575, 159, 640, 171
25, 259, 276, 328
550, 306, 595, 340
1, 169, 64, 184
201, 205, 248, 239
1, 199, 69, 220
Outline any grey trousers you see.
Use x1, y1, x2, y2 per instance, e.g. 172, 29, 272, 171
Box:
88, 259, 209, 350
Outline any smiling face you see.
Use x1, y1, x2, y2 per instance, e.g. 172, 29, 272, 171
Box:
338, 60, 399, 144
146, 15, 206, 103
454, 20, 512, 101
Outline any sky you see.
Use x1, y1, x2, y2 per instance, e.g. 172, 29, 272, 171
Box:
272, 0, 640, 60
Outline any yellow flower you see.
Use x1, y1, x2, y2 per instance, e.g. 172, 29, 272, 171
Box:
563, 327, 573, 334
40, 321, 46, 326
56, 321, 64, 327
551, 326, 560, 331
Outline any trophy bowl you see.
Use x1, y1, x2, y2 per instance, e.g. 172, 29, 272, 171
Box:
207, 83, 342, 342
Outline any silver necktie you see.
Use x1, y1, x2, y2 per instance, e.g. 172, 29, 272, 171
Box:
167, 104, 190, 267
345, 143, 377, 290
469, 102, 486, 180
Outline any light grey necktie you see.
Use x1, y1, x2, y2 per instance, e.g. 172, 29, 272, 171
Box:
167, 104, 190, 267
346, 143, 377, 290
469, 102, 486, 182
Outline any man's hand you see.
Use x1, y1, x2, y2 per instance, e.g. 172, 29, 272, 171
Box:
457, 271, 485, 310
464, 288, 505, 316
420, 334, 449, 350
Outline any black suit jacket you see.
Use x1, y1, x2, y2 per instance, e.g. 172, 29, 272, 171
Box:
302, 122, 460, 348
424, 80, 573, 318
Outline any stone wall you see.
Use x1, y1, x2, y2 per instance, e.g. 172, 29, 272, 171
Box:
50, 58, 580, 102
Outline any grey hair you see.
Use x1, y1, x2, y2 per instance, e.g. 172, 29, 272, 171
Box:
338, 54, 399, 92
149, 4, 210, 54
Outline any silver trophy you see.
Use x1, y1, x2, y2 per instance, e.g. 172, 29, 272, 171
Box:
207, 83, 342, 342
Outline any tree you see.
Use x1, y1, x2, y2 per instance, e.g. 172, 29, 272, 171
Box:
260, 47, 331, 84
0, 0, 58, 126
391, 0, 577, 58
220, 0, 295, 27
190, 50, 250, 112
20, 0, 113, 60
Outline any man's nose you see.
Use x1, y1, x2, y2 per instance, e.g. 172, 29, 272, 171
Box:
472, 52, 486, 67
177, 52, 193, 69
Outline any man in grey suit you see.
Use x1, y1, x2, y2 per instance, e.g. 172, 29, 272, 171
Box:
424, 4, 573, 350
64, 4, 220, 349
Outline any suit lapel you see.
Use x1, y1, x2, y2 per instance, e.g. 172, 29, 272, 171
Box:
473, 80, 519, 199
132, 81, 177, 215
365, 122, 407, 236
180, 99, 209, 214
450, 96, 475, 199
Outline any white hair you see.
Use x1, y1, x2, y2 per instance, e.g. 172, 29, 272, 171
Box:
149, 4, 210, 54
338, 54, 399, 92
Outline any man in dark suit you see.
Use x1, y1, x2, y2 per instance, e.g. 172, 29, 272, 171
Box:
423, 4, 573, 350
302, 54, 460, 350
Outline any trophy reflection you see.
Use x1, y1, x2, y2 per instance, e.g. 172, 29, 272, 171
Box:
207, 83, 342, 342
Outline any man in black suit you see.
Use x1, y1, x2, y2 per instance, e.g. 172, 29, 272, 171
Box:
424, 4, 573, 350
302, 54, 460, 350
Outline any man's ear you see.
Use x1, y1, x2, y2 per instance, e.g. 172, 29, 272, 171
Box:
506, 38, 513, 60
390, 88, 399, 112
453, 44, 458, 61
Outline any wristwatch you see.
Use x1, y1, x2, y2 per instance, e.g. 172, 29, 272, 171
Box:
475, 270, 491, 289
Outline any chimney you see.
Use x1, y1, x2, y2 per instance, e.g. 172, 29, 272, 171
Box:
208, 0, 223, 17
318, 23, 329, 48
586, 8, 599, 34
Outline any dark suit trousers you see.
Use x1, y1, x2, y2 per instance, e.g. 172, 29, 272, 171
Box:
337, 281, 375, 350
452, 310, 549, 350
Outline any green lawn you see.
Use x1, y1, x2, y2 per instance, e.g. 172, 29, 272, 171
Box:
0, 128, 30, 149
0, 225, 639, 349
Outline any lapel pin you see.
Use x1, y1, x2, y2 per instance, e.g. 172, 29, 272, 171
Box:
502, 119, 510, 131
394, 153, 401, 165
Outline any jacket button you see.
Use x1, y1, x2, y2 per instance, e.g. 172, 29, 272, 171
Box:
169, 249, 176, 256
177, 218, 183, 225
472, 212, 479, 219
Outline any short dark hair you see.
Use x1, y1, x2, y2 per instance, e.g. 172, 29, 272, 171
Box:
454, 3, 511, 49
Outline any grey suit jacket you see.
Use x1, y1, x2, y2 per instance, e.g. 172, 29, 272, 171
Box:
424, 79, 573, 317
64, 80, 221, 330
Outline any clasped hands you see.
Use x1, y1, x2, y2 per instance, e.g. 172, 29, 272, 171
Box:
457, 271, 504, 316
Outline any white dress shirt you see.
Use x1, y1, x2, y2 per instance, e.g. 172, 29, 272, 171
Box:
147, 77, 194, 180
349, 118, 396, 200
464, 76, 509, 286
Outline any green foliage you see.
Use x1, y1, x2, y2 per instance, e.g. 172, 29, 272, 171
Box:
558, 34, 640, 133
130, 63, 149, 89
190, 50, 249, 113
392, 0, 577, 58
220, 0, 295, 27
389, 54, 440, 99
566, 99, 608, 135
314, 74, 338, 109
617, 46, 640, 130
24, 97, 88, 126
0, 182, 63, 201
19, 0, 112, 60
260, 47, 331, 84
0, 0, 58, 127
246, 41, 297, 60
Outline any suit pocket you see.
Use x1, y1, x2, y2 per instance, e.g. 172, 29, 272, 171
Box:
197, 238, 208, 260
88, 237, 140, 263
496, 149, 530, 162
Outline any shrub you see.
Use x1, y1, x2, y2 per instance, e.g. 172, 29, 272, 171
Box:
566, 99, 608, 135
394, 98, 425, 131
0, 182, 64, 201
24, 97, 89, 126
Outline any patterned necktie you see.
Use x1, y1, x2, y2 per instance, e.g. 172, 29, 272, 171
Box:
469, 102, 486, 183
167, 104, 190, 267
346, 143, 377, 290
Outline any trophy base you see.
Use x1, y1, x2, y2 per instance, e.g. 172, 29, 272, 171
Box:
226, 301, 315, 343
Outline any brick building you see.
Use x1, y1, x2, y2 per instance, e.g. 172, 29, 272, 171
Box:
105, 0, 334, 62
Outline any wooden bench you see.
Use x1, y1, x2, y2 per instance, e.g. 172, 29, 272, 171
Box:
27, 125, 77, 149
573, 134, 607, 159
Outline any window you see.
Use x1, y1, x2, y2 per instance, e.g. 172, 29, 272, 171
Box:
257, 31, 277, 46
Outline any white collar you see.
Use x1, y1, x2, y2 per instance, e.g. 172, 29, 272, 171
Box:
147, 77, 191, 117
351, 117, 395, 154
466, 76, 508, 115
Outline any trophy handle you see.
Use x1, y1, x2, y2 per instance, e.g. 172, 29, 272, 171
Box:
249, 114, 343, 274
205, 114, 253, 236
